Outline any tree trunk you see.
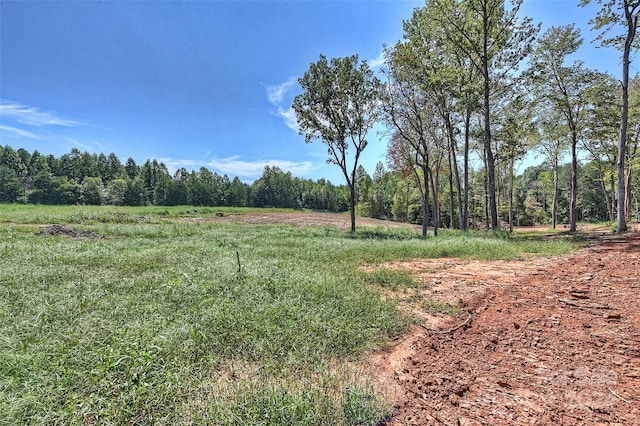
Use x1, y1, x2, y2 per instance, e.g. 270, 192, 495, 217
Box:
626, 161, 633, 220
508, 156, 514, 233
348, 182, 357, 233
483, 148, 490, 229
412, 163, 429, 238
611, 172, 617, 223
625, 141, 637, 220
430, 163, 439, 236
445, 113, 463, 230
448, 145, 455, 229
463, 109, 471, 231
552, 156, 558, 229
569, 133, 578, 233
422, 166, 430, 238
482, 19, 498, 230
616, 1, 634, 233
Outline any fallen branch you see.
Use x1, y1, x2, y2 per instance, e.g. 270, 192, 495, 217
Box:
609, 388, 631, 403
420, 314, 472, 334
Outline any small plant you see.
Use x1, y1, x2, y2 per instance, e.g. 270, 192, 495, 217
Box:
359, 269, 419, 290
421, 299, 460, 314
343, 383, 391, 425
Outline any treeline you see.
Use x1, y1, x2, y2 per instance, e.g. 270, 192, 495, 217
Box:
290, 0, 639, 234
0, 145, 349, 211
1, 144, 638, 227
375, 3, 640, 234
353, 158, 640, 229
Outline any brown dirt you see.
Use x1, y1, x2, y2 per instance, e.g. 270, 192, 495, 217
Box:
370, 232, 640, 426
181, 211, 423, 231
35, 224, 101, 239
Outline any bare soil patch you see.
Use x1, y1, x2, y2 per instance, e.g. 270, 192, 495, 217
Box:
372, 232, 640, 425
35, 224, 100, 239
182, 211, 423, 231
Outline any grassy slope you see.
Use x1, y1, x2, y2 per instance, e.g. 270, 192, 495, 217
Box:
0, 205, 577, 425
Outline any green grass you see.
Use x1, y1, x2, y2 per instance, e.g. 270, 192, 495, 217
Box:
0, 205, 580, 425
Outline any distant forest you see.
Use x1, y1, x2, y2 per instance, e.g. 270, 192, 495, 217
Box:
0, 145, 350, 212
1, 144, 637, 228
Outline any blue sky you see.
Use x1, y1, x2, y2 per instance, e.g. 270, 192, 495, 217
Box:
0, 0, 624, 183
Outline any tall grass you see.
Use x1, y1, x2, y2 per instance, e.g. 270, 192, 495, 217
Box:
0, 205, 578, 424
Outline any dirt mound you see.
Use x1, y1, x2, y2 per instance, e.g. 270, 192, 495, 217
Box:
182, 211, 423, 231
374, 233, 640, 425
36, 224, 100, 239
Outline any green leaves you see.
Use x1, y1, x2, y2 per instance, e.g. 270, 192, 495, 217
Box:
580, 0, 639, 49
293, 54, 383, 231
293, 55, 382, 151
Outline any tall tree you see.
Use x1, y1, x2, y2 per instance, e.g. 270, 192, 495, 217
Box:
398, 8, 467, 231
430, 0, 538, 229
383, 42, 442, 236
535, 112, 569, 228
494, 93, 533, 232
293, 54, 382, 232
0, 166, 21, 202
583, 72, 622, 222
626, 76, 640, 218
581, 0, 639, 232
530, 25, 594, 232
124, 157, 139, 180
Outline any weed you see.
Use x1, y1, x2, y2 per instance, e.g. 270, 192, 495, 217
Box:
358, 269, 421, 290
421, 300, 460, 315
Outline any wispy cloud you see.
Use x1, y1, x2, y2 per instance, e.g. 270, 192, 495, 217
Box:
368, 51, 386, 69
265, 78, 297, 105
264, 78, 300, 133
0, 101, 80, 127
208, 156, 314, 178
278, 106, 299, 132
67, 138, 94, 151
0, 125, 42, 139
157, 158, 198, 171
157, 155, 315, 180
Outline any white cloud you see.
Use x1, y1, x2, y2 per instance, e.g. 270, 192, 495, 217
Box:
368, 51, 386, 69
207, 156, 314, 178
155, 155, 315, 180
264, 78, 300, 133
277, 106, 300, 133
157, 158, 198, 171
0, 125, 42, 139
0, 101, 80, 127
265, 77, 297, 105
67, 138, 94, 151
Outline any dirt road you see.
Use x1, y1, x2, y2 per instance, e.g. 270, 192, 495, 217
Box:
375, 233, 640, 425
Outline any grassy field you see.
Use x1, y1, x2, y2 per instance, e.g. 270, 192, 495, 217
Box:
0, 205, 579, 425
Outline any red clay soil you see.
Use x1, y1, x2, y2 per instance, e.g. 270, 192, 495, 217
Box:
183, 211, 423, 231
373, 233, 640, 426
